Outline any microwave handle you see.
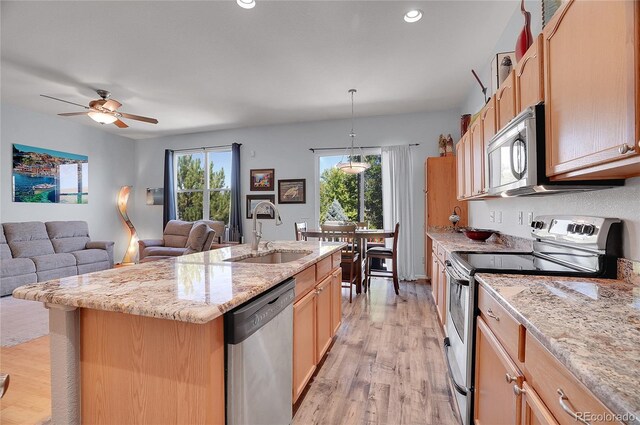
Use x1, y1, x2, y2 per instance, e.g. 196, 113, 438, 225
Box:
510, 138, 527, 180
443, 337, 469, 396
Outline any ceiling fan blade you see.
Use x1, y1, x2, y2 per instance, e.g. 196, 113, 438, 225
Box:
113, 119, 129, 128
119, 112, 158, 124
41, 94, 89, 109
58, 112, 90, 117
102, 99, 122, 111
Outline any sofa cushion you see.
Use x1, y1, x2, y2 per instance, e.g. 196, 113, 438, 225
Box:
1, 258, 36, 277
46, 221, 91, 253
184, 223, 211, 255
0, 227, 12, 260
163, 220, 193, 248
77, 261, 110, 275
1, 274, 37, 297
142, 246, 186, 258
31, 253, 77, 272
71, 249, 109, 265
37, 266, 77, 282
3, 222, 55, 258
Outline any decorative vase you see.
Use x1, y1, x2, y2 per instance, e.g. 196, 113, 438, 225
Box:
438, 134, 446, 156
499, 55, 513, 86
461, 114, 471, 136
445, 134, 454, 156
515, 0, 533, 61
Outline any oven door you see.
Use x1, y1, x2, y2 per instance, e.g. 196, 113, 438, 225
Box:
443, 260, 472, 425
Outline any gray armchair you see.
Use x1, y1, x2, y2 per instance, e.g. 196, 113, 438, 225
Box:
138, 220, 218, 263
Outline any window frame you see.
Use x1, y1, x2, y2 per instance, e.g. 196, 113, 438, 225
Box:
174, 147, 232, 223
314, 147, 381, 227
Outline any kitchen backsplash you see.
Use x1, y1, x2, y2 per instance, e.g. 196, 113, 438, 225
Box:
618, 258, 640, 285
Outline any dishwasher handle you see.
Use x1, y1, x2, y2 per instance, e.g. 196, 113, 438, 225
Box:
225, 278, 296, 344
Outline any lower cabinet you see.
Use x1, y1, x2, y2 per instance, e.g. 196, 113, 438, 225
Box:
430, 244, 446, 327
292, 262, 343, 403
521, 382, 559, 425
475, 317, 523, 425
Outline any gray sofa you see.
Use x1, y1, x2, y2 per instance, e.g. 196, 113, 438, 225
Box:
138, 220, 219, 262
0, 221, 114, 297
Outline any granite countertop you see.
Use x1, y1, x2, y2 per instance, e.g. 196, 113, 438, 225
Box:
13, 241, 344, 324
427, 228, 533, 253
476, 273, 640, 424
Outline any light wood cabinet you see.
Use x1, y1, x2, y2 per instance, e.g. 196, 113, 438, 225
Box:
462, 133, 473, 198
515, 34, 544, 113
293, 288, 316, 402
496, 70, 516, 130
544, 0, 640, 179
456, 140, 465, 200
475, 317, 523, 425
521, 382, 559, 425
315, 275, 332, 361
431, 255, 439, 305
481, 97, 497, 153
330, 268, 342, 336
436, 260, 446, 325
470, 119, 485, 197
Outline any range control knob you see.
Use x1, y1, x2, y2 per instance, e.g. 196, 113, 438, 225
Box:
582, 224, 596, 235
531, 221, 544, 230
567, 223, 576, 233
573, 224, 584, 234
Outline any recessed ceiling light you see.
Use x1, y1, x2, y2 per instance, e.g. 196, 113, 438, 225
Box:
404, 9, 423, 23
237, 0, 255, 9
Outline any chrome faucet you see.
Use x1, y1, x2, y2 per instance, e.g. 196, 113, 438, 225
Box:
251, 201, 282, 254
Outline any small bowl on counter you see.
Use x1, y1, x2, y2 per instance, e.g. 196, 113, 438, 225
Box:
462, 228, 496, 242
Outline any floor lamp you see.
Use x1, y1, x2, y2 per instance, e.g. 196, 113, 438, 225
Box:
117, 186, 138, 265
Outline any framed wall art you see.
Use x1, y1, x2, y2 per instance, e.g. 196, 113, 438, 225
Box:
250, 168, 274, 191
246, 194, 276, 219
278, 179, 306, 204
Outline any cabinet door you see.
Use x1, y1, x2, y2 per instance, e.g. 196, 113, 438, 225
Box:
470, 119, 485, 197
330, 268, 342, 336
293, 289, 316, 402
496, 70, 516, 130
521, 382, 559, 425
544, 0, 639, 178
462, 133, 473, 198
475, 317, 523, 425
481, 97, 497, 150
431, 256, 439, 305
436, 259, 447, 326
315, 276, 332, 362
456, 139, 465, 200
516, 34, 544, 113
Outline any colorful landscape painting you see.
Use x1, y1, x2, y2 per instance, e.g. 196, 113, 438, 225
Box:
12, 144, 89, 204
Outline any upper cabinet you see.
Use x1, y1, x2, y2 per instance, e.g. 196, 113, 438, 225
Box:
544, 0, 640, 179
470, 118, 485, 197
496, 70, 516, 130
462, 133, 473, 198
456, 138, 465, 201
515, 34, 544, 113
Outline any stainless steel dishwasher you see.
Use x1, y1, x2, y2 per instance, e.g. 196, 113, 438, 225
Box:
225, 278, 295, 425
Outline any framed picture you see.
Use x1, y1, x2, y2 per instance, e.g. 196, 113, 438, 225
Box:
250, 168, 275, 191
490, 51, 517, 95
278, 179, 306, 204
246, 194, 276, 219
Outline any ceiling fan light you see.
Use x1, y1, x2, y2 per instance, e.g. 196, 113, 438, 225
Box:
237, 0, 255, 9
404, 9, 423, 23
336, 161, 371, 174
88, 111, 117, 124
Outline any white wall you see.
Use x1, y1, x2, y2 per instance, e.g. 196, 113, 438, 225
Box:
0, 103, 136, 261
459, 1, 640, 261
133, 109, 460, 277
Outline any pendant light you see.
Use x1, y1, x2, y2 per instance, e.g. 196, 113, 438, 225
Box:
336, 89, 371, 174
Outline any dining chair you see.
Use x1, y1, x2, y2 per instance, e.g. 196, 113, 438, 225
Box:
320, 223, 360, 302
364, 222, 400, 295
356, 221, 368, 229
294, 222, 308, 241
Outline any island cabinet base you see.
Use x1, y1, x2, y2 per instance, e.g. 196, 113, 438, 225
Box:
80, 309, 225, 425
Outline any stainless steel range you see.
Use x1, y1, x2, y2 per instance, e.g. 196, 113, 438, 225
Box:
443, 215, 622, 425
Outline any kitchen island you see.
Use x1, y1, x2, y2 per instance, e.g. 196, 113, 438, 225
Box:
13, 241, 345, 425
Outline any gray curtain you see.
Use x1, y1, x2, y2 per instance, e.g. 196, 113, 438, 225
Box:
229, 143, 243, 242
163, 149, 176, 229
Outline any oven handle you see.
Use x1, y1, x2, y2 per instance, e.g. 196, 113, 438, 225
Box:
443, 337, 468, 396
444, 260, 470, 287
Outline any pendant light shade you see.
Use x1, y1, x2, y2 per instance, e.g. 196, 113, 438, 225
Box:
336, 89, 370, 174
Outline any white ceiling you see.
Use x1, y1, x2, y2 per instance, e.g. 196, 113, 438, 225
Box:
1, 1, 517, 140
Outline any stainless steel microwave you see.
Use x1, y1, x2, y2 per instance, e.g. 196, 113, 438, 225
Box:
485, 104, 622, 197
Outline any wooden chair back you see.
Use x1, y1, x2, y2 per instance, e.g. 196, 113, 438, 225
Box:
356, 221, 368, 229
294, 222, 308, 241
320, 223, 357, 255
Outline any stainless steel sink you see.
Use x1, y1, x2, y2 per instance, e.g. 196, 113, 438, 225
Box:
226, 251, 311, 264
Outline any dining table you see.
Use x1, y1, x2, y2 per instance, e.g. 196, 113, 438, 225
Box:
301, 228, 395, 293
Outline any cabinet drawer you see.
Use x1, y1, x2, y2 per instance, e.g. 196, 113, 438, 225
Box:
477, 285, 525, 364
294, 266, 316, 303
332, 251, 341, 269
524, 335, 619, 425
316, 256, 332, 281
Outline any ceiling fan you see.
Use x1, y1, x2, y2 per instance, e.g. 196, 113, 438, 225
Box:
40, 89, 158, 128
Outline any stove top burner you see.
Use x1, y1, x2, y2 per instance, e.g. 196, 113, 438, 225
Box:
454, 252, 590, 276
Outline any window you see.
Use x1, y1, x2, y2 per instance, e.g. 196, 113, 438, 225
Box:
317, 151, 382, 229
175, 149, 232, 223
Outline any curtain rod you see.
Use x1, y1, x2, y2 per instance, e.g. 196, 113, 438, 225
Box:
171, 143, 242, 153
309, 143, 419, 153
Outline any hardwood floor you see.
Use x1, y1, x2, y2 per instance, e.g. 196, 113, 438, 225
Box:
0, 336, 51, 425
293, 278, 461, 425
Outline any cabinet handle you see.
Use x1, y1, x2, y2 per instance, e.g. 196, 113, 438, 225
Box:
557, 389, 590, 425
486, 308, 500, 321
505, 373, 517, 383
618, 144, 635, 155
513, 385, 525, 396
